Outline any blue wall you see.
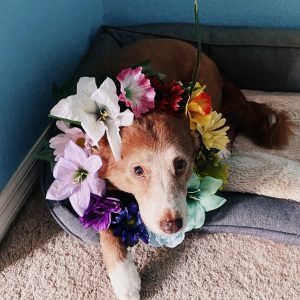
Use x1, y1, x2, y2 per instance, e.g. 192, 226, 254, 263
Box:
1, 0, 300, 189
104, 0, 300, 29
0, 0, 103, 189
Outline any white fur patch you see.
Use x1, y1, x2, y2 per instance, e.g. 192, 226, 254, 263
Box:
108, 253, 141, 300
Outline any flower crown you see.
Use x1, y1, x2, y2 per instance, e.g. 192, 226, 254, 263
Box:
42, 61, 229, 248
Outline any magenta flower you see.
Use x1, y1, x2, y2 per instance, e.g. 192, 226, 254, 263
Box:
79, 194, 121, 231
46, 141, 106, 216
117, 67, 156, 118
49, 121, 92, 161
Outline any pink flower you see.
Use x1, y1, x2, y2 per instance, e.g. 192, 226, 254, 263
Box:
46, 141, 106, 217
49, 121, 92, 161
117, 67, 156, 118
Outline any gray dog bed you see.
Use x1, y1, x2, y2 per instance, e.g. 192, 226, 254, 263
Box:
42, 24, 300, 246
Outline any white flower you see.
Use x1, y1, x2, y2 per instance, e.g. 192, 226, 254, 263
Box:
50, 77, 134, 160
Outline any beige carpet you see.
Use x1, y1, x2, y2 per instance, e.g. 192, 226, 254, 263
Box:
1, 187, 300, 300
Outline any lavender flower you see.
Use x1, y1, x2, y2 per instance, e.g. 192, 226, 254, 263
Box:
46, 141, 106, 216
79, 194, 121, 231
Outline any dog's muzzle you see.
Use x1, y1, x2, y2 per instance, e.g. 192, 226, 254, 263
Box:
159, 218, 183, 234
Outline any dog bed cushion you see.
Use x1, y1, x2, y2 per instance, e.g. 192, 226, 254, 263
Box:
224, 90, 300, 201
42, 24, 300, 246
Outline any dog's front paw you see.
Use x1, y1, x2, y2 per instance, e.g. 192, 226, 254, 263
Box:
109, 253, 141, 300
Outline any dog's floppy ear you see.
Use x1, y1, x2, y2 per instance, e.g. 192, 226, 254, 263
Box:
190, 128, 201, 157
93, 136, 114, 178
177, 113, 201, 158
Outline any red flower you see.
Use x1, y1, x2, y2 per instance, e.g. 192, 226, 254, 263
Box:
151, 78, 184, 112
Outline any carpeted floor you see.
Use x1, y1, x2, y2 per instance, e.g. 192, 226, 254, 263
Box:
1, 188, 300, 300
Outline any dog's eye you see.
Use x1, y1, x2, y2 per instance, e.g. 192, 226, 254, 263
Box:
133, 166, 144, 177
174, 158, 187, 174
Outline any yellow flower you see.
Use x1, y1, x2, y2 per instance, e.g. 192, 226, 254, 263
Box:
197, 111, 230, 150
185, 83, 212, 129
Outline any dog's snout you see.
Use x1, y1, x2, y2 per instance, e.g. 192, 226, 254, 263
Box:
160, 218, 183, 234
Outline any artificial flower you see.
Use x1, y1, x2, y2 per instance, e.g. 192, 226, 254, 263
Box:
148, 174, 226, 248
194, 151, 229, 185
111, 200, 149, 247
46, 141, 106, 217
151, 78, 184, 112
117, 67, 155, 118
185, 174, 226, 231
197, 111, 230, 150
49, 121, 92, 161
79, 194, 121, 231
50, 77, 134, 160
185, 82, 212, 129
148, 230, 185, 248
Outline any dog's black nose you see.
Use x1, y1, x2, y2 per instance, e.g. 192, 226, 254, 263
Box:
160, 218, 183, 234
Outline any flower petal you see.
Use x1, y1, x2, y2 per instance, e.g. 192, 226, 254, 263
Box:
199, 176, 223, 197
46, 179, 75, 200
81, 121, 106, 146
95, 214, 111, 231
117, 67, 155, 118
105, 119, 122, 161
186, 201, 206, 230
63, 141, 88, 165
187, 173, 200, 190
77, 77, 98, 97
200, 195, 227, 212
56, 120, 69, 133
84, 155, 102, 173
88, 175, 107, 196
117, 109, 134, 127
55, 120, 84, 135
69, 181, 91, 216
53, 157, 78, 181
90, 77, 120, 117
50, 94, 98, 123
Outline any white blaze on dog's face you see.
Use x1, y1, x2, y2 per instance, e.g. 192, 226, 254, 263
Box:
98, 111, 199, 236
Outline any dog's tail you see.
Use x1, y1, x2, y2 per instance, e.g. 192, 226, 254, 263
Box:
220, 79, 292, 149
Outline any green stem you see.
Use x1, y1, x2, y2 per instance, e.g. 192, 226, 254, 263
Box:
190, 0, 202, 97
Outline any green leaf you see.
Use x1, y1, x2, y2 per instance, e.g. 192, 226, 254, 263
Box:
190, 0, 202, 96
187, 172, 201, 190
134, 59, 167, 80
200, 195, 227, 212
199, 176, 223, 198
186, 200, 205, 230
194, 152, 229, 186
35, 140, 54, 162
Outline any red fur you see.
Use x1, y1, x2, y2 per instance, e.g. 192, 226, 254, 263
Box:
220, 79, 292, 148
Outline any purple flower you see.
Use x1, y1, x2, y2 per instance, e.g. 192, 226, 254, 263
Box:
46, 141, 106, 217
111, 200, 149, 247
79, 194, 121, 231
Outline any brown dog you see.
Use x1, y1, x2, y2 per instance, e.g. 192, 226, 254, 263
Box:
82, 38, 291, 300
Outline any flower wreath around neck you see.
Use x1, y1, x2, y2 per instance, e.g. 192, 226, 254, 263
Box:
42, 61, 230, 248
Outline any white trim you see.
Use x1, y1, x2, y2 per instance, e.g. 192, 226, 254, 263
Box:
0, 125, 51, 241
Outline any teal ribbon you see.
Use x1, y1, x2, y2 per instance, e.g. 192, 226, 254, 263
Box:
148, 173, 227, 248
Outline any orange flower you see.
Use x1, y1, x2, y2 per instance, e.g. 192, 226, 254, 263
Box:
185, 83, 212, 129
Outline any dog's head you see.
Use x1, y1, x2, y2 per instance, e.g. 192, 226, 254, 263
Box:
96, 111, 199, 236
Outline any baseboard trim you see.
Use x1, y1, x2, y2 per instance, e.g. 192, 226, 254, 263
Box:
0, 125, 51, 241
